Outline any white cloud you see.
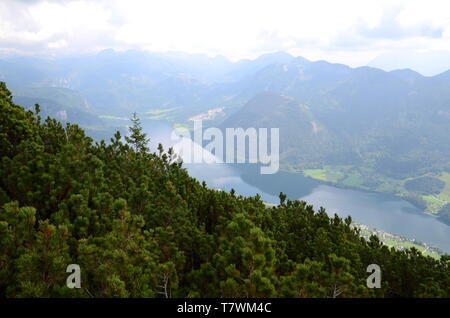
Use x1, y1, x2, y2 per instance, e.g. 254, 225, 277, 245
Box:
1, 0, 450, 67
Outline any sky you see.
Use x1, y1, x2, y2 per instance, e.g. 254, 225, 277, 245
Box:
1, 0, 450, 73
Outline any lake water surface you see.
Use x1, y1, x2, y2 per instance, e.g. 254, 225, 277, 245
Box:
142, 119, 450, 253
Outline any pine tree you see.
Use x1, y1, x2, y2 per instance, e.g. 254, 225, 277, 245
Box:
125, 113, 149, 153
279, 192, 287, 206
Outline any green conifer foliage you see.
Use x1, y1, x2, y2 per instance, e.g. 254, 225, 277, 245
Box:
0, 81, 449, 297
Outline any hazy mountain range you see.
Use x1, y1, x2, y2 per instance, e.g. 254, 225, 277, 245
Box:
3, 49, 450, 221
224, 57, 450, 174
368, 50, 450, 76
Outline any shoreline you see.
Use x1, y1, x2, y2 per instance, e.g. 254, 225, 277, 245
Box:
352, 222, 445, 258
279, 168, 449, 255
288, 168, 430, 213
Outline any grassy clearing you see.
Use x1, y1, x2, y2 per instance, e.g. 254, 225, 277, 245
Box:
342, 174, 364, 187
422, 195, 445, 210
145, 114, 173, 120
145, 107, 179, 115
323, 165, 347, 182
303, 169, 328, 181
437, 172, 450, 201
173, 123, 193, 131
304, 165, 369, 187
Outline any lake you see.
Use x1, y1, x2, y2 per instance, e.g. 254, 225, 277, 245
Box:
141, 119, 450, 253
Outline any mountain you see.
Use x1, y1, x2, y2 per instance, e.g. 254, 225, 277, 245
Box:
220, 92, 340, 165
0, 50, 298, 120
389, 68, 424, 84
226, 58, 450, 172
10, 87, 124, 141
1, 81, 449, 297
4, 50, 450, 176
4, 49, 450, 213
368, 50, 450, 76
221, 58, 450, 213
226, 51, 296, 81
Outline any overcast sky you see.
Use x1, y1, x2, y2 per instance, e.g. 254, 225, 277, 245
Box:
1, 0, 450, 70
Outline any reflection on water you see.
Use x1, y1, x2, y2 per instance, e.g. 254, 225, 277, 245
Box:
142, 119, 450, 253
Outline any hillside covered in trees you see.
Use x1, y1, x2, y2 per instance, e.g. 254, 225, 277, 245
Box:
0, 81, 449, 298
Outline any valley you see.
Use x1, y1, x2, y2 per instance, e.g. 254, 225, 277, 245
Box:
3, 49, 450, 252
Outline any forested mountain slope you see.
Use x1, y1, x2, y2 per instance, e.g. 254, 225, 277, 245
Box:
10, 87, 124, 141
1, 81, 449, 297
229, 58, 450, 176
223, 60, 450, 214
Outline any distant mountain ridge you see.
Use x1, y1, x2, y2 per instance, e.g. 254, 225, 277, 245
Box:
369, 50, 450, 76
3, 49, 450, 179
224, 58, 450, 172
0, 50, 299, 118
2, 49, 450, 120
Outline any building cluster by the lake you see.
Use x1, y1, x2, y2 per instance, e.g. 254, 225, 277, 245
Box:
352, 223, 444, 257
